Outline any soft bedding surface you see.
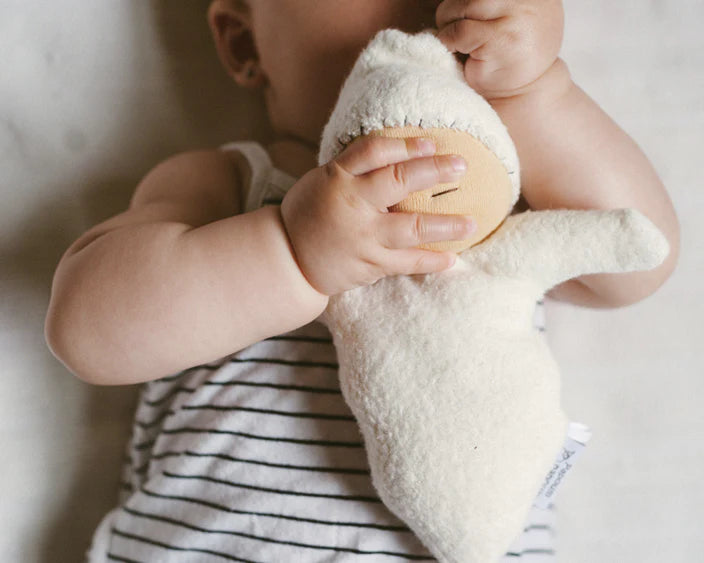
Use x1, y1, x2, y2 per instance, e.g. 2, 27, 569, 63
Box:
1, 1, 702, 561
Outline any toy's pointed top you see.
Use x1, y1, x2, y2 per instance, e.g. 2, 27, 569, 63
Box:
356, 29, 460, 75
318, 29, 520, 205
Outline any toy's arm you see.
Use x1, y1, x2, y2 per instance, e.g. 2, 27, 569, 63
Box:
469, 208, 670, 294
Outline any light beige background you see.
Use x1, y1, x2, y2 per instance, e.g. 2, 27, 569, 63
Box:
1, 1, 702, 561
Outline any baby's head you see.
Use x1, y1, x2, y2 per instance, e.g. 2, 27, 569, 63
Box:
207, 0, 439, 145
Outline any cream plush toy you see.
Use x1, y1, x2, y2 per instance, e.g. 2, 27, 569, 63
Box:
316, 29, 670, 562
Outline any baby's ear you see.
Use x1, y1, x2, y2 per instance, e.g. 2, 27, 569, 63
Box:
207, 0, 265, 88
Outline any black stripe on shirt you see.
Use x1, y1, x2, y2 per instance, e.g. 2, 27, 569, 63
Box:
106, 553, 143, 562
139, 487, 410, 532
149, 335, 337, 383
118, 507, 434, 560
148, 450, 370, 475
144, 380, 343, 406
111, 528, 259, 563
142, 386, 193, 406
132, 438, 157, 452
264, 335, 333, 344
152, 371, 192, 383
505, 548, 555, 557
204, 379, 342, 394
162, 471, 383, 502
149, 356, 339, 384
180, 403, 355, 421
134, 410, 174, 430
524, 524, 554, 533
154, 361, 229, 381
230, 357, 339, 369
138, 426, 364, 449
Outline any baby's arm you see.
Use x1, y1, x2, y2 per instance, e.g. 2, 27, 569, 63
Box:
490, 63, 679, 307
45, 150, 328, 385
45, 138, 471, 385
436, 0, 680, 307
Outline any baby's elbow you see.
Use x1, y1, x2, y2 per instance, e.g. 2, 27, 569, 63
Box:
662, 212, 681, 283
657, 243, 679, 291
45, 310, 80, 383
652, 196, 681, 290
641, 210, 681, 300
45, 296, 121, 386
617, 208, 681, 307
611, 239, 679, 308
45, 303, 96, 385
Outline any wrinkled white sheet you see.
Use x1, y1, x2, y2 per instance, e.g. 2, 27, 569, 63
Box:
1, 1, 701, 562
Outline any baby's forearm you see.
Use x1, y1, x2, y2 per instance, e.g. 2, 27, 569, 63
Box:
45, 206, 329, 385
490, 60, 680, 308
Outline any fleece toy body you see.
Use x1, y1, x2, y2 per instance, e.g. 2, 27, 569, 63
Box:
321, 208, 668, 562
317, 30, 670, 562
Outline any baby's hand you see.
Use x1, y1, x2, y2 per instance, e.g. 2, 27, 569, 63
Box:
434, 0, 564, 99
280, 137, 475, 296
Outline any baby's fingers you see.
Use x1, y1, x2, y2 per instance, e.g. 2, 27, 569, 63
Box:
335, 136, 437, 176
436, 0, 510, 25
435, 17, 497, 57
387, 248, 459, 276
360, 154, 467, 210
379, 212, 475, 249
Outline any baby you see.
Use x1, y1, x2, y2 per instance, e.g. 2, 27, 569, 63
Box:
45, 0, 680, 561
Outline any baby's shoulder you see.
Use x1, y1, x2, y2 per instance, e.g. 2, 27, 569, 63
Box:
131, 147, 249, 220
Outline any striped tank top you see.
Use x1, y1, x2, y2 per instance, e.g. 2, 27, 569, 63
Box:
89, 141, 558, 562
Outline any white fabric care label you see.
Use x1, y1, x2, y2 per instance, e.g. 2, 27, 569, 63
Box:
533, 422, 592, 509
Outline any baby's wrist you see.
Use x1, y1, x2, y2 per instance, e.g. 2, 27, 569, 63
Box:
262, 205, 330, 313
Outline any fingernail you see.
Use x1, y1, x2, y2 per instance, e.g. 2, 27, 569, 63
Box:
417, 138, 436, 156
449, 155, 467, 173
462, 216, 477, 235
